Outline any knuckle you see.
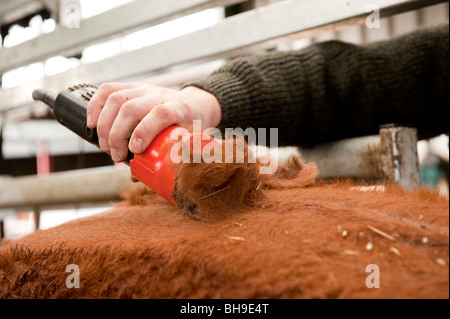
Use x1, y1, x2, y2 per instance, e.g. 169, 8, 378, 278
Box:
175, 97, 189, 109
176, 100, 190, 117
108, 129, 123, 148
120, 100, 138, 118
106, 91, 124, 105
96, 120, 105, 134
96, 116, 108, 135
152, 104, 173, 121
98, 83, 114, 93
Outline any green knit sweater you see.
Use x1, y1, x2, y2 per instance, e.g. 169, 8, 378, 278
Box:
187, 24, 449, 147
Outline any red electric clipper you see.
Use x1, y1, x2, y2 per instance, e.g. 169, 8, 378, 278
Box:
129, 125, 179, 204
32, 84, 181, 204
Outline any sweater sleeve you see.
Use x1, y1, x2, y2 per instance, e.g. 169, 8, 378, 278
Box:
185, 24, 449, 147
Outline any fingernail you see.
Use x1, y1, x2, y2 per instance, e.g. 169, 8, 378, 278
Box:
130, 137, 142, 153
110, 149, 120, 162
99, 137, 109, 152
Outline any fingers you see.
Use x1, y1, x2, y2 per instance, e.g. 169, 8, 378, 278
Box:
96, 88, 146, 152
108, 95, 166, 161
86, 82, 203, 163
129, 103, 179, 155
87, 82, 138, 129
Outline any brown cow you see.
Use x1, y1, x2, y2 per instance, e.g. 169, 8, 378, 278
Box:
0, 138, 448, 299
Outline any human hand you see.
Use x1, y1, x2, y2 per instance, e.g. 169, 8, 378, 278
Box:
86, 82, 221, 162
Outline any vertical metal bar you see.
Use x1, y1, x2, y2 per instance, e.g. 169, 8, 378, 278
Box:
34, 207, 41, 231
379, 125, 421, 189
0, 219, 4, 240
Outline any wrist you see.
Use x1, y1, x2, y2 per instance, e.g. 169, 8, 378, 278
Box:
181, 86, 221, 128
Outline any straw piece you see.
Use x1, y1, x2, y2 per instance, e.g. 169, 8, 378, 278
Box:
367, 225, 395, 241
201, 185, 231, 199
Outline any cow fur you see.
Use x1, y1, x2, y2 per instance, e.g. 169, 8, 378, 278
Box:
0, 139, 448, 299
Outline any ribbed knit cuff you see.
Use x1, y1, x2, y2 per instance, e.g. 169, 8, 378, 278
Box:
185, 72, 253, 131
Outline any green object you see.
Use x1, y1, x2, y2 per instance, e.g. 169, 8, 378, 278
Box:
420, 166, 443, 189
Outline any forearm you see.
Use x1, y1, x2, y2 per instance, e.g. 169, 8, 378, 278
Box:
187, 24, 449, 146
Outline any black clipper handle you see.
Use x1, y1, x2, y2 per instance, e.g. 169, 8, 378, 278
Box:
33, 84, 99, 146
33, 84, 133, 162
55, 85, 99, 146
